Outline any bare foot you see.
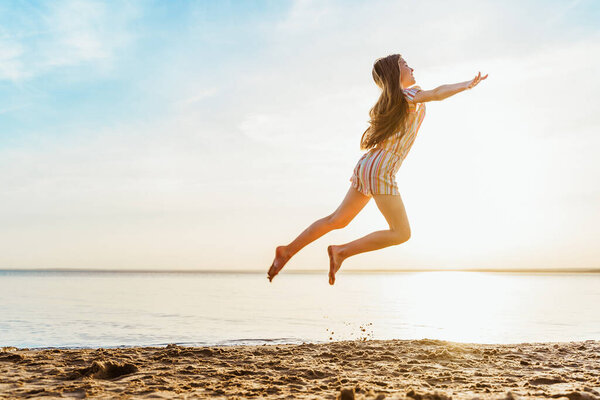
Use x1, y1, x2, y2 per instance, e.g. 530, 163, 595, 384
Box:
327, 245, 345, 285
267, 246, 292, 282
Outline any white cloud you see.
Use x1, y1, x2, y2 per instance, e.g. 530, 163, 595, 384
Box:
0, 39, 25, 80
0, 0, 139, 82
175, 88, 219, 107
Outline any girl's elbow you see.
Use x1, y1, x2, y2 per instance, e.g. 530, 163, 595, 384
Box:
430, 88, 443, 102
415, 89, 440, 103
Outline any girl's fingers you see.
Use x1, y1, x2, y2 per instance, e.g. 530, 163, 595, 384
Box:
467, 72, 488, 89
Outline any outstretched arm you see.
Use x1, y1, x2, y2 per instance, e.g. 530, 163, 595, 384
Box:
412, 72, 488, 103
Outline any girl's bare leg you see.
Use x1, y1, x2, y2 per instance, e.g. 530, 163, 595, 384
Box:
268, 186, 370, 282
328, 193, 411, 285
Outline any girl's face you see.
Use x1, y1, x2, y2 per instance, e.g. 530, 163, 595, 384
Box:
398, 57, 415, 88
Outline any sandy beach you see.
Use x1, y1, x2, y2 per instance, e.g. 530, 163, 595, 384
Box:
1, 339, 599, 399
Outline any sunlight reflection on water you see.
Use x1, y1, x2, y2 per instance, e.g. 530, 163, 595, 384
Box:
0, 270, 598, 348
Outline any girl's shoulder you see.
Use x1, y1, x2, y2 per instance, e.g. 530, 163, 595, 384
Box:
403, 85, 422, 103
403, 85, 422, 94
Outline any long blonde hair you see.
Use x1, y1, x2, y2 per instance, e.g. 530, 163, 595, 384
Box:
360, 54, 411, 150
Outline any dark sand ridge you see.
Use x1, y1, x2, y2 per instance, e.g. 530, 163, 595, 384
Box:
1, 339, 599, 399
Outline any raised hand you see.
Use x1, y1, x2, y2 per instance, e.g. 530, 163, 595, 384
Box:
466, 71, 488, 89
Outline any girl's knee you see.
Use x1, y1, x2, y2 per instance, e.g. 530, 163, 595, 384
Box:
326, 214, 350, 230
391, 229, 410, 244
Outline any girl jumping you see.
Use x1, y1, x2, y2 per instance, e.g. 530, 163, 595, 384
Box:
267, 53, 487, 285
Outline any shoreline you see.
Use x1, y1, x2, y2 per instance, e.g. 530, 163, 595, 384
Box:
5, 336, 600, 351
1, 339, 599, 399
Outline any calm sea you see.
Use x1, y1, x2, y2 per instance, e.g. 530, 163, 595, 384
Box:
1, 270, 599, 349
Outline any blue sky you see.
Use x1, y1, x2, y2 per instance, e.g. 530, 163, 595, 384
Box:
1, 0, 599, 270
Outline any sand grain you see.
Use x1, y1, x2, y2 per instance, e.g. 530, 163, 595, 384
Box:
0, 339, 599, 399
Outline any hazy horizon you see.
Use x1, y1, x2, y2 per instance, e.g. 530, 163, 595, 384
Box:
2, 267, 600, 274
1, 0, 599, 271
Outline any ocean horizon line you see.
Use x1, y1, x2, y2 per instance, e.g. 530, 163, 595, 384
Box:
1, 267, 599, 274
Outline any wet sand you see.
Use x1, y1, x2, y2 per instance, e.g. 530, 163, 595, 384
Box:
1, 339, 599, 399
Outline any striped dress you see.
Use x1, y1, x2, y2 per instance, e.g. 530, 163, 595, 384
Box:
349, 85, 426, 196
